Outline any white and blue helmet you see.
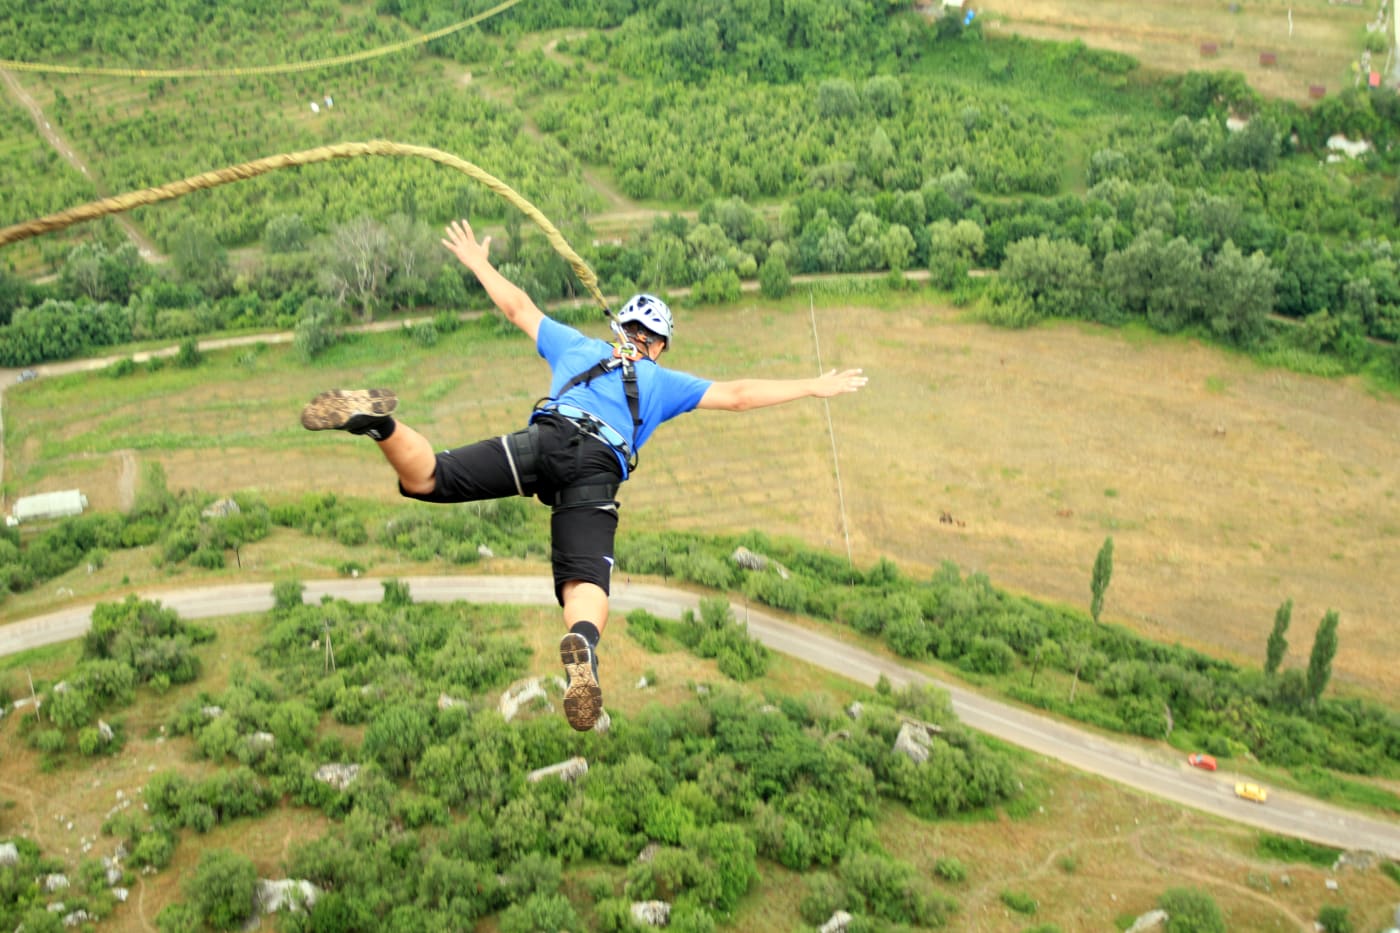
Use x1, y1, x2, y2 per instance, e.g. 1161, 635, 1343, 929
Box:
617, 293, 673, 345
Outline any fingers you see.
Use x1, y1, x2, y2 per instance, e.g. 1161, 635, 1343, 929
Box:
442, 218, 475, 245
441, 219, 488, 259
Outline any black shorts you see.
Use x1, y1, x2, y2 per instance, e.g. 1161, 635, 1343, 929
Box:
399, 414, 625, 604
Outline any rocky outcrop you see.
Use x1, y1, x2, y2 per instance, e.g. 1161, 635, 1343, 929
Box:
527, 757, 588, 784
631, 901, 671, 927
313, 763, 360, 791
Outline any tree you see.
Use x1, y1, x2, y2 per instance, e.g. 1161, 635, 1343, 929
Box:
175, 337, 203, 369
816, 78, 859, 120
1102, 229, 1205, 332
1001, 235, 1097, 319
1066, 638, 1091, 704
185, 848, 257, 931
320, 217, 391, 321
272, 579, 304, 611
927, 218, 984, 289
293, 298, 340, 361
1264, 598, 1292, 676
1306, 610, 1340, 705
1090, 537, 1114, 624
880, 224, 916, 273
171, 222, 231, 298
758, 254, 791, 299
264, 213, 312, 253
1204, 241, 1277, 347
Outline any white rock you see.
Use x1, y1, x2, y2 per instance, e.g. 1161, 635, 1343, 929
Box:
527, 757, 588, 784
630, 901, 671, 927
894, 722, 932, 764
1126, 908, 1169, 932
256, 879, 321, 914
437, 692, 466, 711
821, 910, 853, 933
313, 763, 361, 791
499, 678, 547, 722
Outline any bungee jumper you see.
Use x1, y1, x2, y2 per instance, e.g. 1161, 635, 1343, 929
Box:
300, 218, 868, 731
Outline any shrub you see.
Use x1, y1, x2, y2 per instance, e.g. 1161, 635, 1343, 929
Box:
1000, 889, 1037, 914
1158, 887, 1226, 933
934, 856, 967, 882
1317, 904, 1352, 933
185, 849, 257, 931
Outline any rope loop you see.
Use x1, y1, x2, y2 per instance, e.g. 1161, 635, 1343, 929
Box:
0, 140, 607, 312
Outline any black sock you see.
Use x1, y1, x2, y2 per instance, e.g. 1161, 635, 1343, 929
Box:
570, 620, 601, 648
354, 416, 396, 441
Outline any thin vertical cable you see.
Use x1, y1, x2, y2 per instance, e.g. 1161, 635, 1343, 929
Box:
810, 292, 853, 565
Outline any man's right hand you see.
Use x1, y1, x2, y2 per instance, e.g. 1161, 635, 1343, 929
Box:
441, 218, 492, 272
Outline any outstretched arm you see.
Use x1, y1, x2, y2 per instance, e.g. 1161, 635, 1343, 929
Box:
441, 218, 545, 342
698, 368, 867, 412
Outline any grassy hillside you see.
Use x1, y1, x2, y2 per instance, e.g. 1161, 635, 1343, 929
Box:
7, 293, 1399, 699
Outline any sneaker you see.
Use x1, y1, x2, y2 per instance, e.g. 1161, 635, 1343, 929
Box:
559, 632, 603, 731
300, 389, 397, 437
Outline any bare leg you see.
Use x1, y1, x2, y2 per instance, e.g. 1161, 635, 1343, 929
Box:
560, 580, 610, 634
374, 422, 439, 495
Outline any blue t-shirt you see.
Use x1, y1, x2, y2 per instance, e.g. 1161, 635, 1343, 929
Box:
534, 317, 711, 476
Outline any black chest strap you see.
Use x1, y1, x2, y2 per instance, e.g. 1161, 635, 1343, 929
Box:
555, 355, 641, 435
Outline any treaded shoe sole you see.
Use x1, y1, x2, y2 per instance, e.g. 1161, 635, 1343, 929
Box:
300, 388, 398, 432
560, 633, 603, 732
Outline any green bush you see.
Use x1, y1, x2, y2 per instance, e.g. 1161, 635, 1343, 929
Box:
185, 849, 257, 931
1257, 834, 1342, 867
934, 856, 967, 882
1000, 889, 1037, 914
1158, 887, 1226, 933
1317, 904, 1352, 933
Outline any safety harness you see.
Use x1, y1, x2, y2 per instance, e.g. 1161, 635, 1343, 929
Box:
501, 343, 644, 511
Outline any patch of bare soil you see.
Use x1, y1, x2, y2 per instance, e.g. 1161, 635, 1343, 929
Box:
980, 0, 1371, 103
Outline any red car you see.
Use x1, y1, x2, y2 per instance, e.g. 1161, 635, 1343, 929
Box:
1188, 753, 1218, 771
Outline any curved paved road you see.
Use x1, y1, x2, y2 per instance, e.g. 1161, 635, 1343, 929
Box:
2, 574, 1397, 859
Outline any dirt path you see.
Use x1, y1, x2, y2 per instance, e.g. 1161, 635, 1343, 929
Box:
116, 450, 138, 512
0, 777, 48, 851
0, 68, 164, 263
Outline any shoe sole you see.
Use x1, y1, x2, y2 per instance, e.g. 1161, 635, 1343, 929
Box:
560, 633, 602, 732
300, 388, 397, 431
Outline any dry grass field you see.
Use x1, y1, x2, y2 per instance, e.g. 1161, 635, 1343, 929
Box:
4, 295, 1398, 702
978, 0, 1379, 102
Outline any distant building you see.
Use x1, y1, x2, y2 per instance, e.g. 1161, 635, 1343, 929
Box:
8, 490, 88, 526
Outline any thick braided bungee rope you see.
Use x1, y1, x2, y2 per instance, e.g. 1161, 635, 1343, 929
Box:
0, 140, 606, 311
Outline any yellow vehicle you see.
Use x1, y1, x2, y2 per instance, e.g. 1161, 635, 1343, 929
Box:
1235, 782, 1268, 803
